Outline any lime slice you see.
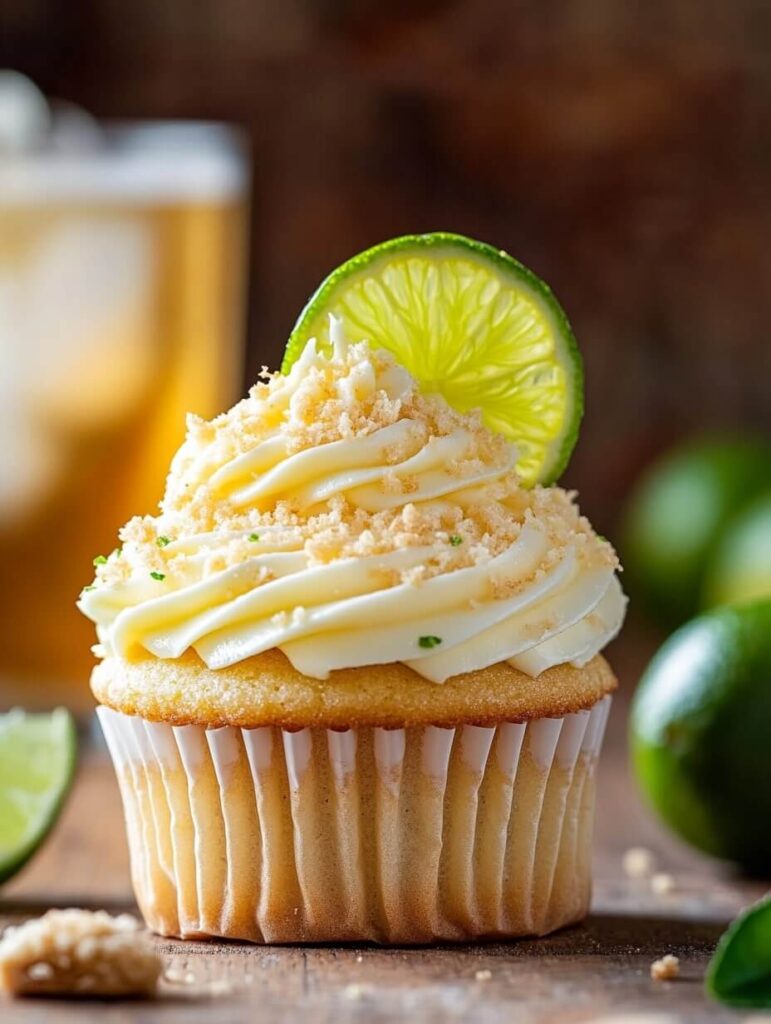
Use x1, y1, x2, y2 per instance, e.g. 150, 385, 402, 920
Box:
283, 232, 583, 485
0, 708, 77, 884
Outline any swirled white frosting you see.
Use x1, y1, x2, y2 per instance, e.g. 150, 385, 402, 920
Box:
79, 320, 626, 683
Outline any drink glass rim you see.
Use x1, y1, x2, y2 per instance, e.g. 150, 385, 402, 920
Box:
0, 119, 248, 206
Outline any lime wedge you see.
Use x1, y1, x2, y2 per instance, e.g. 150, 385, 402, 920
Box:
282, 232, 583, 485
0, 708, 77, 884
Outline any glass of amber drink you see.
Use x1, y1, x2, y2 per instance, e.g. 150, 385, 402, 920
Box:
0, 118, 249, 713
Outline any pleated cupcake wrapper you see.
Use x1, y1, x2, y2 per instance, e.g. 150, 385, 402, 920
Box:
98, 696, 611, 944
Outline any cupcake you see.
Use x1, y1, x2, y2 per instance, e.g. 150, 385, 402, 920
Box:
80, 234, 626, 943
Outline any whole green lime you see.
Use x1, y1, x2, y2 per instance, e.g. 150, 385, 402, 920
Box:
703, 493, 771, 609
623, 437, 771, 626
631, 599, 771, 871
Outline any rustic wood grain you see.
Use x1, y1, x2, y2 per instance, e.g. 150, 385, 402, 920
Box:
1, 640, 766, 1023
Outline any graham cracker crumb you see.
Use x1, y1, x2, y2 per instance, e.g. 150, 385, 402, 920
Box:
650, 954, 680, 981
0, 909, 160, 998
650, 872, 675, 896
623, 846, 657, 879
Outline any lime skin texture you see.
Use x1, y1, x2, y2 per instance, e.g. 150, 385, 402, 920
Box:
704, 493, 771, 609
631, 599, 771, 872
623, 437, 771, 627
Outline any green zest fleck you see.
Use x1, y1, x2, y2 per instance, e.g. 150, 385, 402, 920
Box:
112, 547, 122, 558
707, 895, 771, 1007
449, 535, 463, 546
150, 571, 166, 581
157, 536, 171, 547
83, 585, 96, 592
249, 533, 260, 542
418, 635, 442, 649
92, 555, 107, 566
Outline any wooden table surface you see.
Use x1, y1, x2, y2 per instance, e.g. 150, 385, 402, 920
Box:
1, 637, 767, 1023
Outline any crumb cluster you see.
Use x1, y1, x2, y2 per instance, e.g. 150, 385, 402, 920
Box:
622, 847, 677, 898
650, 954, 680, 981
0, 909, 161, 998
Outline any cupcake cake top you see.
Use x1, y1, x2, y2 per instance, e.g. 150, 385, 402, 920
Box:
80, 317, 626, 684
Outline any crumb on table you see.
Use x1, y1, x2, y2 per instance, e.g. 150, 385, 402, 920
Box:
623, 846, 657, 879
0, 908, 161, 999
650, 872, 675, 895
650, 954, 680, 981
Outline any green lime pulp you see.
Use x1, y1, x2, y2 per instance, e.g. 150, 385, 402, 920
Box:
282, 233, 583, 486
0, 707, 76, 884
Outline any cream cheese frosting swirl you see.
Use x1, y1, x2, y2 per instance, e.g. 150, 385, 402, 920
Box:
79, 320, 626, 683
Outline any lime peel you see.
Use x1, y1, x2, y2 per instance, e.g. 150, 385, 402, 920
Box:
707, 895, 771, 1007
0, 707, 77, 884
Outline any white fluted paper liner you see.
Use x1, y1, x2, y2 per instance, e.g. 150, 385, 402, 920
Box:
98, 696, 610, 943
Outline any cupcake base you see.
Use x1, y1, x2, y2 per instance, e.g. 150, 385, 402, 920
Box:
98, 698, 609, 944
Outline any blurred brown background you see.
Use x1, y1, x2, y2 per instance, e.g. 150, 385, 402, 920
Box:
2, 0, 771, 533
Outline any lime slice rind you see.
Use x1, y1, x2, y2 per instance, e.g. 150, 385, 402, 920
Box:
0, 707, 77, 884
283, 233, 583, 486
